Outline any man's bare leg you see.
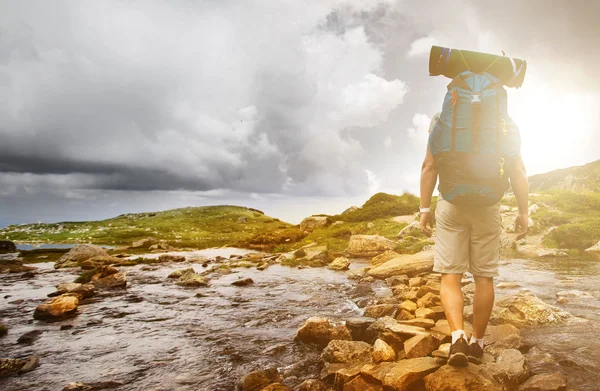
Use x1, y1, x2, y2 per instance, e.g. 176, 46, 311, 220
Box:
440, 273, 464, 331
472, 275, 495, 339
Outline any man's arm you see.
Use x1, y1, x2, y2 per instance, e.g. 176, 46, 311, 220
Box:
420, 144, 438, 237
510, 154, 529, 240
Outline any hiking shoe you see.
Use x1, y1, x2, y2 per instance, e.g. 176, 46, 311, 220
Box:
448, 338, 469, 367
468, 342, 484, 364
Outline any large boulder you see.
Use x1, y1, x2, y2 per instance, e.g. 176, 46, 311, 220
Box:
371, 250, 402, 267
321, 340, 373, 364
130, 238, 157, 249
168, 268, 195, 279
297, 318, 352, 350
238, 368, 281, 391
491, 291, 573, 328
0, 358, 26, 378
373, 339, 396, 363
176, 270, 209, 287
0, 240, 17, 254
55, 245, 110, 269
382, 357, 441, 390
50, 283, 96, 299
367, 251, 434, 279
423, 364, 504, 391
90, 266, 127, 289
345, 235, 397, 258
517, 372, 567, 391
481, 349, 530, 390
33, 294, 79, 321
396, 222, 423, 239
300, 216, 329, 232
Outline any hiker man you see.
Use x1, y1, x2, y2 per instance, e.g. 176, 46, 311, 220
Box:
419, 106, 529, 365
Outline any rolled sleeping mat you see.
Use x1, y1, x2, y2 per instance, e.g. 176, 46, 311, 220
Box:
429, 46, 527, 88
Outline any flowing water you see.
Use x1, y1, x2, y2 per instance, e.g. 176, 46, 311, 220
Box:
1, 250, 600, 390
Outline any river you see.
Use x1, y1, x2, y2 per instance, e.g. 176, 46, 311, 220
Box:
1, 249, 599, 390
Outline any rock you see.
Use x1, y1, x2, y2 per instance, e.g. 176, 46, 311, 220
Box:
423, 364, 504, 391
345, 317, 375, 342
17, 330, 44, 345
432, 319, 473, 338
345, 235, 398, 258
525, 347, 560, 375
298, 379, 331, 391
491, 291, 573, 328
19, 356, 40, 374
131, 238, 157, 248
368, 250, 434, 279
302, 246, 329, 263
417, 285, 440, 298
397, 318, 435, 329
333, 365, 363, 388
329, 257, 350, 271
33, 294, 79, 321
365, 316, 427, 345
296, 317, 352, 348
373, 339, 396, 363
238, 216, 247, 223
300, 216, 329, 232
518, 372, 567, 391
0, 358, 26, 378
238, 368, 281, 391
396, 222, 423, 239
341, 375, 383, 391
158, 254, 186, 263
485, 334, 531, 357
400, 300, 417, 313
176, 270, 209, 287
415, 308, 435, 319
404, 333, 438, 358
260, 383, 293, 391
497, 282, 521, 289
55, 245, 109, 269
0, 240, 17, 254
232, 278, 254, 286
363, 304, 398, 319
417, 292, 440, 308
91, 269, 127, 289
0, 323, 7, 337
382, 357, 441, 390
346, 267, 370, 280
168, 268, 195, 278
386, 275, 409, 287
485, 324, 521, 345
409, 277, 425, 288
584, 240, 600, 255
396, 310, 415, 321
431, 343, 451, 358
321, 340, 373, 364
51, 283, 96, 299
372, 251, 402, 267
482, 349, 530, 390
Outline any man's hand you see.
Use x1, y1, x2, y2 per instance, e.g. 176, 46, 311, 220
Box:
515, 213, 528, 240
420, 212, 433, 238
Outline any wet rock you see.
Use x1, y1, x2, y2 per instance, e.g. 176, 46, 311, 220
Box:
158, 254, 186, 263
491, 291, 573, 328
372, 250, 402, 267
345, 317, 375, 342
345, 235, 398, 258
363, 304, 398, 318
525, 347, 561, 375
34, 294, 79, 321
485, 334, 531, 357
0, 254, 35, 273
0, 240, 17, 253
19, 356, 40, 374
298, 379, 331, 391
61, 325, 74, 330
423, 363, 504, 391
485, 324, 521, 345
168, 268, 195, 278
481, 348, 531, 389
0, 357, 26, 378
300, 215, 329, 231
296, 317, 352, 348
176, 270, 209, 287
518, 372, 567, 391
0, 322, 7, 337
367, 250, 434, 279
383, 357, 441, 390
238, 367, 282, 391
404, 333, 438, 358
21, 271, 36, 279
373, 339, 396, 363
386, 274, 409, 287
341, 375, 383, 390
62, 381, 122, 390
91, 270, 127, 289
321, 340, 373, 364
346, 267, 369, 281
328, 257, 350, 271
17, 330, 44, 345
55, 245, 110, 269
259, 383, 293, 391
232, 277, 254, 286
50, 283, 96, 299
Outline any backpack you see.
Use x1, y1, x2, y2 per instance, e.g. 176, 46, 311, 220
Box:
429, 70, 521, 207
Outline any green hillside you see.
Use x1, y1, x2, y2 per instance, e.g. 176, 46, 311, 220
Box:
529, 159, 600, 192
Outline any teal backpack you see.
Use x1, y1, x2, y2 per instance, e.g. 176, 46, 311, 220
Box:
429, 70, 521, 207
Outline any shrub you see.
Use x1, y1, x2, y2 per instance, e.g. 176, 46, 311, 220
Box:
333, 192, 419, 222
543, 219, 600, 249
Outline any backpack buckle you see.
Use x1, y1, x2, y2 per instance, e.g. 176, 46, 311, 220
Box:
471, 93, 481, 104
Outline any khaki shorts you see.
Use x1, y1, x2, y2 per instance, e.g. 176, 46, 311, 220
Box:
433, 198, 502, 277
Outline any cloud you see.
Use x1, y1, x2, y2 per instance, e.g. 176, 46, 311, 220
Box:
407, 36, 438, 58
407, 113, 431, 142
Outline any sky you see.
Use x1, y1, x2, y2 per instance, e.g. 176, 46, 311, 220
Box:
1, 0, 599, 227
